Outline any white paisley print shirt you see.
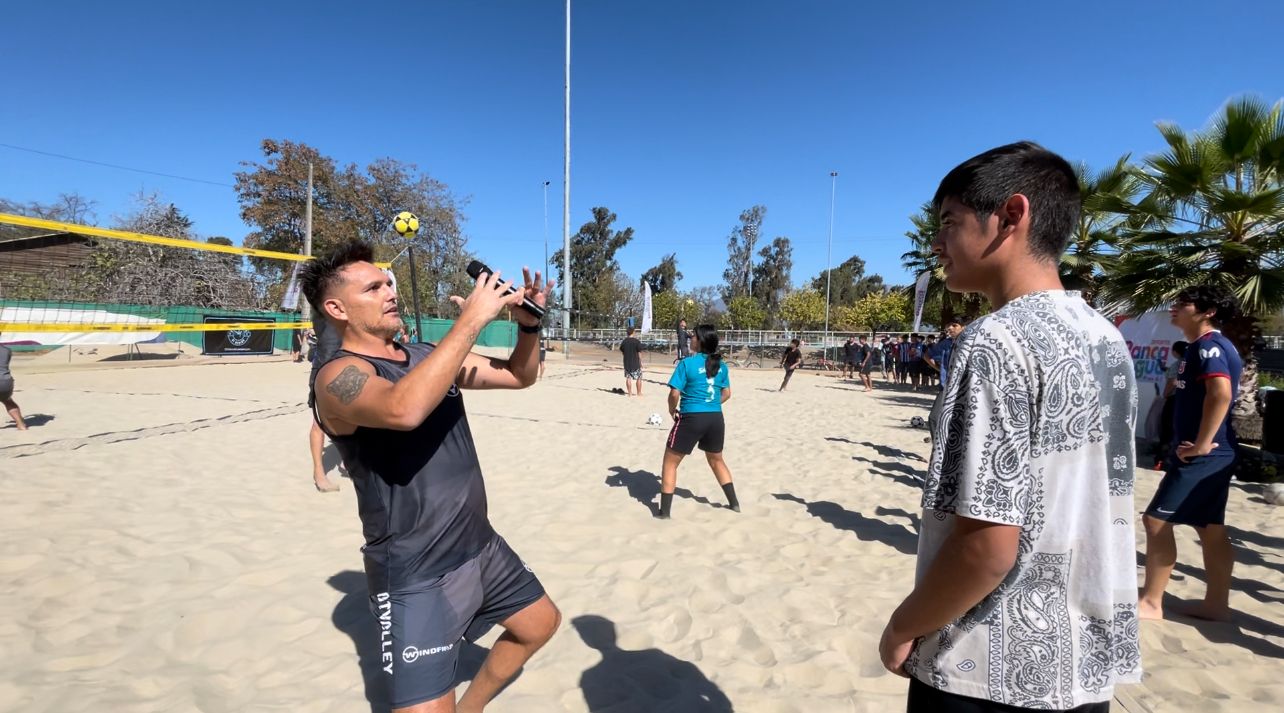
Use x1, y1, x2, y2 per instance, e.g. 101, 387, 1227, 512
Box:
906, 290, 1142, 708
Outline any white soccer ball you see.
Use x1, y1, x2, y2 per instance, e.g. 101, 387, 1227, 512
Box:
647, 413, 663, 426
1264, 482, 1284, 506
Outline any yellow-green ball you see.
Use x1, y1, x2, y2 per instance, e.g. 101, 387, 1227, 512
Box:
392, 211, 420, 237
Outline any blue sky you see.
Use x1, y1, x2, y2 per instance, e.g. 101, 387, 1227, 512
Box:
3, 0, 1283, 292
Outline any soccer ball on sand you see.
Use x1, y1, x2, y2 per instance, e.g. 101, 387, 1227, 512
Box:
392, 211, 420, 237
1265, 482, 1284, 506
647, 413, 663, 426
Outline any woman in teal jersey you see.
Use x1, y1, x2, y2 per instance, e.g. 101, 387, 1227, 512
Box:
657, 324, 738, 519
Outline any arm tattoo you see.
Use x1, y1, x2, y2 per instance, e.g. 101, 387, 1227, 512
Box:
326, 365, 369, 405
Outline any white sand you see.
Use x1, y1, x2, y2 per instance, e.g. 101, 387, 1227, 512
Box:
1, 356, 1280, 712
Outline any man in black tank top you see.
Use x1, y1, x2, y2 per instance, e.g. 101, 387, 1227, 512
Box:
301, 240, 560, 713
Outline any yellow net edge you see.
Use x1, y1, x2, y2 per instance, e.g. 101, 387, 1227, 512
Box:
0, 321, 313, 333
0, 212, 391, 268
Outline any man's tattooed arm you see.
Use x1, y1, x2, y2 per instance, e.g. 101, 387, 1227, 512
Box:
326, 365, 369, 405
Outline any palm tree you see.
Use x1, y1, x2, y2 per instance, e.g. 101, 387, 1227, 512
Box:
1102, 95, 1284, 419
1062, 156, 1142, 303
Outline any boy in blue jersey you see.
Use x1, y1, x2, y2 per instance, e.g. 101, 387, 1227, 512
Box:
1140, 285, 1243, 622
658, 324, 738, 519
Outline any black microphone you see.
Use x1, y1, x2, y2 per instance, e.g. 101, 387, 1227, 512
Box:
465, 260, 547, 319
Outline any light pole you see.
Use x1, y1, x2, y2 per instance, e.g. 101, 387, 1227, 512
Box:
824, 170, 838, 358
542, 180, 550, 283
562, 0, 572, 355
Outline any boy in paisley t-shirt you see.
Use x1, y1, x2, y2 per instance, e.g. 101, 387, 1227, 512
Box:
881, 142, 1141, 712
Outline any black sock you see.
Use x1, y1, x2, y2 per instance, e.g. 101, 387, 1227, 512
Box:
658, 492, 673, 518
721, 483, 739, 510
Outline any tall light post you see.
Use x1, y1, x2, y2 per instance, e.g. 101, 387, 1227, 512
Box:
542, 180, 550, 282
562, 0, 572, 354
824, 170, 838, 357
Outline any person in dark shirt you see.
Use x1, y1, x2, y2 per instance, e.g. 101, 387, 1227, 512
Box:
842, 336, 859, 380
1156, 340, 1188, 462
924, 319, 963, 442
308, 314, 345, 492
620, 327, 645, 396
779, 338, 803, 391
302, 241, 561, 712
538, 332, 549, 381
0, 344, 28, 430
675, 319, 692, 363
1141, 285, 1243, 623
857, 335, 875, 392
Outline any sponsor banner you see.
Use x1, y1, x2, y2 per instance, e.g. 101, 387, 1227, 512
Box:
911, 271, 931, 333
202, 315, 275, 356
1117, 309, 1184, 441
641, 280, 653, 333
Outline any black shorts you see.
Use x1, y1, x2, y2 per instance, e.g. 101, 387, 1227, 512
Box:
371, 535, 545, 708
1146, 452, 1237, 527
908, 677, 1108, 713
666, 411, 726, 455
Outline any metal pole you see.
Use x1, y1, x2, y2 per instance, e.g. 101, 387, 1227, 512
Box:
824, 170, 837, 359
407, 246, 424, 343
543, 180, 550, 284
302, 162, 313, 322
562, 0, 572, 357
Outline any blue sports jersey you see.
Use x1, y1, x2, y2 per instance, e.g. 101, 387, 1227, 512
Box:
1172, 330, 1241, 456
668, 354, 731, 413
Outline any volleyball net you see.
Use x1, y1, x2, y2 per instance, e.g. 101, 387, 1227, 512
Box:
0, 212, 312, 349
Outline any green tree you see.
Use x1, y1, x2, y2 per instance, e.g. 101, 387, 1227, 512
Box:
721, 296, 767, 330
652, 289, 682, 330
641, 253, 683, 294
234, 139, 470, 316
684, 286, 723, 325
839, 290, 911, 334
752, 236, 793, 316
779, 290, 826, 330
812, 254, 884, 305
551, 206, 635, 324
1062, 156, 1142, 302
722, 205, 766, 301
1103, 96, 1284, 424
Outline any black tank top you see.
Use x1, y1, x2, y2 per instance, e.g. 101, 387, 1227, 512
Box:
314, 342, 494, 593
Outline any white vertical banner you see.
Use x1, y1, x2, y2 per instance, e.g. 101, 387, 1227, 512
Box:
912, 271, 931, 333
641, 280, 653, 333
281, 262, 303, 311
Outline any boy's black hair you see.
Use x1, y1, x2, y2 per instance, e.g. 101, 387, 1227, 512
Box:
933, 141, 1080, 261
1174, 285, 1240, 328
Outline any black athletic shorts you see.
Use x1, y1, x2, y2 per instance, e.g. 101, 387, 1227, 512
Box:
666, 411, 726, 455
908, 677, 1108, 712
860, 361, 875, 375
1145, 452, 1237, 527
371, 534, 545, 708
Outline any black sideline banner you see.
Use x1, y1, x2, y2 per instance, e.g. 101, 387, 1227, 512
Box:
202, 316, 275, 356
